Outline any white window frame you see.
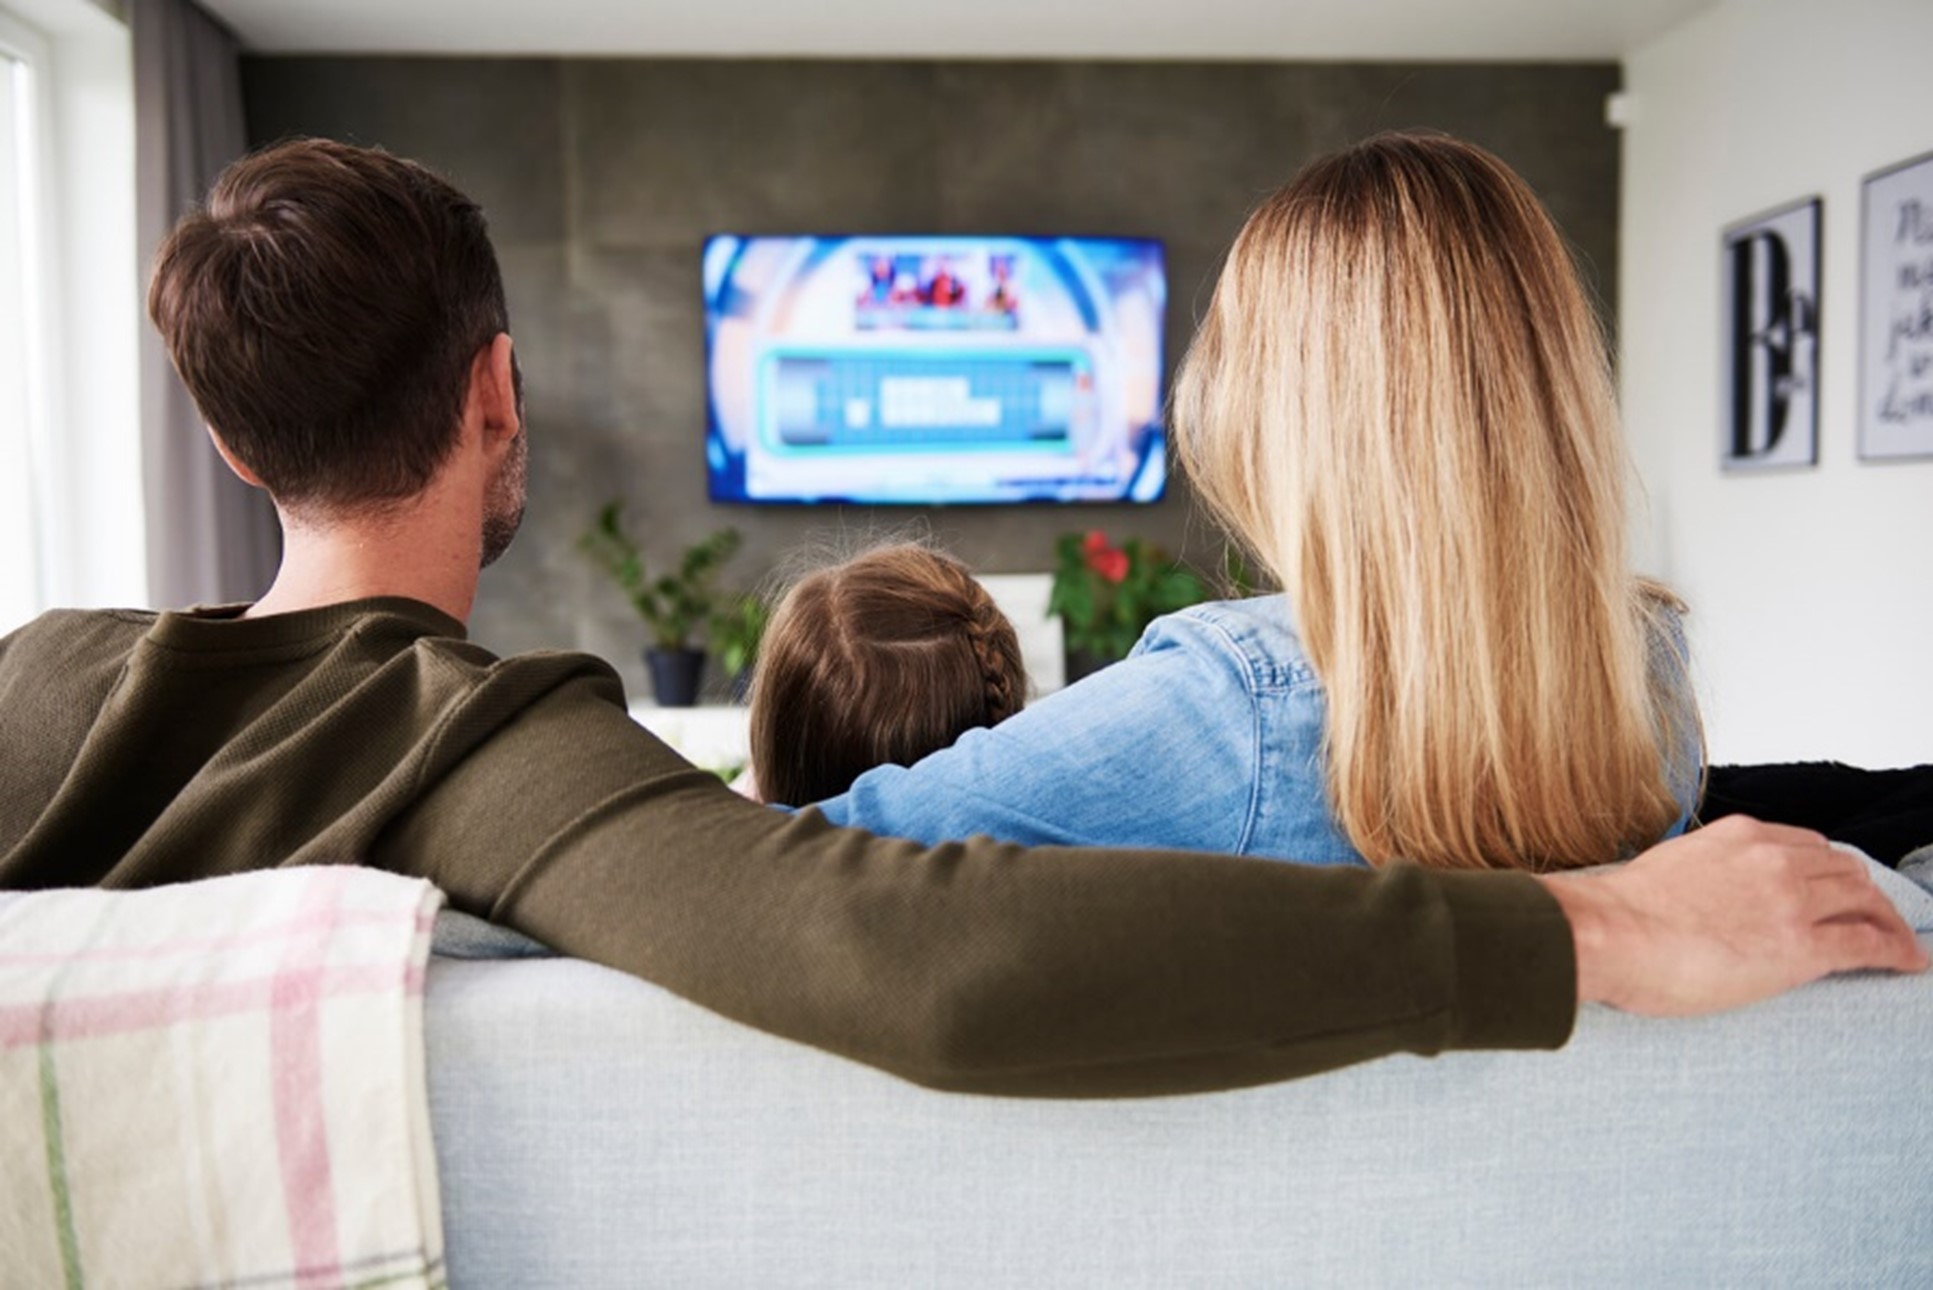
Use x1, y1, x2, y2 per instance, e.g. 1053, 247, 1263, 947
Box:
0, 9, 59, 632
0, 0, 141, 631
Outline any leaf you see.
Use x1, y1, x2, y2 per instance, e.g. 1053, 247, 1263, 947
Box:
580, 510, 742, 649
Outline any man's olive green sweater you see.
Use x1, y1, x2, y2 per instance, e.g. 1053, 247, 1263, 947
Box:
0, 599, 1576, 1096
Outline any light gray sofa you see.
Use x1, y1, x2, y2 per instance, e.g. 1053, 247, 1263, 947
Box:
424, 853, 1933, 1288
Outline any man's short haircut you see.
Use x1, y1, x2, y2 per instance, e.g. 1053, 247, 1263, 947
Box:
148, 137, 509, 513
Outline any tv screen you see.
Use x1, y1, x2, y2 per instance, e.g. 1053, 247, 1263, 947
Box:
704, 235, 1167, 505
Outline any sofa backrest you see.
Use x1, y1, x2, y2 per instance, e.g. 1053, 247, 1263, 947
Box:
424, 855, 1933, 1287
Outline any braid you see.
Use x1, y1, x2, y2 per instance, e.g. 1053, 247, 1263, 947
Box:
949, 566, 1025, 725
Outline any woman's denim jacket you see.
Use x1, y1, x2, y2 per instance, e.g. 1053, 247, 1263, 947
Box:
817, 595, 1699, 864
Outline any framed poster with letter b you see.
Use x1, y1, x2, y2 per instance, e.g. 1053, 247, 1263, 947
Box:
1720, 198, 1820, 472
1859, 150, 1933, 461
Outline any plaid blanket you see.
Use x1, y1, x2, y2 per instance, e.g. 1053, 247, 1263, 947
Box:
0, 866, 447, 1289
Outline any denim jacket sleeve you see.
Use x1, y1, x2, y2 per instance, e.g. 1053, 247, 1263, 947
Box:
1651, 602, 1703, 838
815, 604, 1270, 855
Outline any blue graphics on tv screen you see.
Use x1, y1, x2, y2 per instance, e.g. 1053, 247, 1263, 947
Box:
704, 235, 1167, 505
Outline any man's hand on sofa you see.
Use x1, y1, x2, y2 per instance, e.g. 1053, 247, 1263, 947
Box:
1541, 815, 1928, 1015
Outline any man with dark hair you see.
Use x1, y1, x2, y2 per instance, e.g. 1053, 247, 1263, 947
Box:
150, 141, 518, 518
0, 139, 1920, 1096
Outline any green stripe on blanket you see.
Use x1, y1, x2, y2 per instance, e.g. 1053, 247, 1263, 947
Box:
40, 1039, 84, 1290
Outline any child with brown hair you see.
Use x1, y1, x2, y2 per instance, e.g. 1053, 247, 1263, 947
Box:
747, 543, 1028, 807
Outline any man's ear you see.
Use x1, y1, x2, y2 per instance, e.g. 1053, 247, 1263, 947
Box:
206, 427, 265, 488
469, 333, 520, 451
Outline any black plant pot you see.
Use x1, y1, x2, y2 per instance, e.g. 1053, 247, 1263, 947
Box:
1064, 648, 1116, 686
644, 647, 707, 708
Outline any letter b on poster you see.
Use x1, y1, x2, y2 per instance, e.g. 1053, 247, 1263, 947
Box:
1721, 199, 1820, 471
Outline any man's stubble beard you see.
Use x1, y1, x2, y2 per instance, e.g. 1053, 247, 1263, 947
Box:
480, 423, 527, 569
480, 350, 528, 569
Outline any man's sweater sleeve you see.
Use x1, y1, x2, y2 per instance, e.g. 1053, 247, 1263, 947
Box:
392, 670, 1578, 1098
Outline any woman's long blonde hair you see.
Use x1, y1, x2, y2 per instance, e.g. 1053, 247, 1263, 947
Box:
1173, 132, 1694, 871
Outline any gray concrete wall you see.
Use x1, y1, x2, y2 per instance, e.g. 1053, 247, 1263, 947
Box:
241, 57, 1622, 693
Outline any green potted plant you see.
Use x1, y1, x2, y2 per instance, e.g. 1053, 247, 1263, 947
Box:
579, 502, 741, 707
1048, 530, 1209, 680
709, 593, 770, 703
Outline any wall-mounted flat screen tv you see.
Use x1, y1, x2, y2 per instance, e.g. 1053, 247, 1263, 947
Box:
704, 235, 1167, 505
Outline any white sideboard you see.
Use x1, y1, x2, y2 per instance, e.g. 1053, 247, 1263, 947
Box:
628, 703, 751, 773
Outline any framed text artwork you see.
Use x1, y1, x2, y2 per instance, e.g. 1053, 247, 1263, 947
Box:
1859, 150, 1933, 461
1721, 198, 1821, 471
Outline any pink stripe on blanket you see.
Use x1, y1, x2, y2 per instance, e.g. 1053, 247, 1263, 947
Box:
0, 962, 428, 1048
272, 868, 344, 1286
0, 906, 435, 967
0, 960, 427, 1047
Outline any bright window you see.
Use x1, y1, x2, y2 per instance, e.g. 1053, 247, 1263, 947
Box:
0, 0, 139, 634
0, 16, 48, 634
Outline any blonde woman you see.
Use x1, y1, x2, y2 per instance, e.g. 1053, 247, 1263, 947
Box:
815, 132, 1701, 872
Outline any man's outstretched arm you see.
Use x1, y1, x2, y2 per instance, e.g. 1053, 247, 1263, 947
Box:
488, 788, 1920, 1098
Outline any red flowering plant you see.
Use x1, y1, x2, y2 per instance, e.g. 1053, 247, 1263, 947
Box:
1048, 530, 1209, 668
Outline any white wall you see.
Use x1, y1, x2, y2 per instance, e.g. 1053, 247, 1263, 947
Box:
1620, 0, 1933, 766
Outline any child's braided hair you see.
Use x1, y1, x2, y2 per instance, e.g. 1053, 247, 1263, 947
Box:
749, 543, 1028, 806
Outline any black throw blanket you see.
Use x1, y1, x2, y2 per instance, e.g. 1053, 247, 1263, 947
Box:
1699, 762, 1933, 867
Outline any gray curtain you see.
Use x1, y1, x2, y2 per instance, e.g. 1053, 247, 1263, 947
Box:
134, 0, 279, 609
